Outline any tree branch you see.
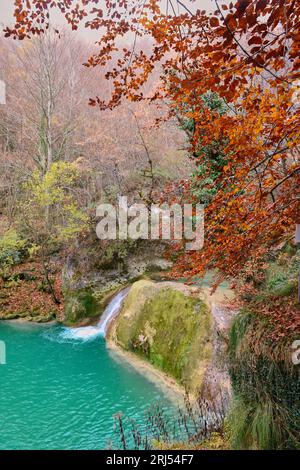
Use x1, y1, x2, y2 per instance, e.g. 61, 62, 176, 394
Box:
215, 0, 292, 85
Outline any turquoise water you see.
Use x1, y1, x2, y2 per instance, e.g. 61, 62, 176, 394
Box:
0, 321, 175, 450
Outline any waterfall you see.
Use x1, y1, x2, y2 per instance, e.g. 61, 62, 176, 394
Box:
97, 288, 129, 335
59, 288, 129, 342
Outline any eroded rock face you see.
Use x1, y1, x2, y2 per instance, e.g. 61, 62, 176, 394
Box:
62, 243, 172, 325
108, 280, 213, 394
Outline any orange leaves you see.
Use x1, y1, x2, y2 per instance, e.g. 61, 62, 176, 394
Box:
170, 76, 299, 279
210, 17, 219, 27
248, 36, 262, 45
226, 15, 238, 31
5, 1, 299, 102
256, 0, 268, 12
4, 0, 300, 281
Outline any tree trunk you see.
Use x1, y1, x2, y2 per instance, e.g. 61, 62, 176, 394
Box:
41, 249, 61, 305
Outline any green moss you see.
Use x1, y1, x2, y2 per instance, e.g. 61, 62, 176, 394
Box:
64, 288, 100, 324
115, 280, 212, 392
0, 310, 56, 322
63, 283, 128, 325
265, 250, 298, 298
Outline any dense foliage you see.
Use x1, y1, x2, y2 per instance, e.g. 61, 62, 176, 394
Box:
228, 310, 300, 449
5, 0, 299, 281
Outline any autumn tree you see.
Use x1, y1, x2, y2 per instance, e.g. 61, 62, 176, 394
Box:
20, 162, 88, 303
0, 30, 186, 223
4, 0, 300, 281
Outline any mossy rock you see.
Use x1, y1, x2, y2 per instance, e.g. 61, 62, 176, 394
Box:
0, 310, 56, 322
63, 284, 127, 325
63, 288, 100, 325
31, 312, 56, 323
112, 280, 212, 393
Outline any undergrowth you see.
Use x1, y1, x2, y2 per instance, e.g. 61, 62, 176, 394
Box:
227, 310, 300, 449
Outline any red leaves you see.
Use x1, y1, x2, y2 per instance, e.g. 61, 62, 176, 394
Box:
236, 0, 251, 14
248, 36, 262, 45
256, 0, 268, 12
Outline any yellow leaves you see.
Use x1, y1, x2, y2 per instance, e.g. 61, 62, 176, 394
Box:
253, 118, 264, 136
22, 162, 88, 245
26, 162, 79, 207
139, 16, 153, 30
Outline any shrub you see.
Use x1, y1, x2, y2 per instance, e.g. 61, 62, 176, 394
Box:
227, 312, 300, 449
0, 230, 27, 278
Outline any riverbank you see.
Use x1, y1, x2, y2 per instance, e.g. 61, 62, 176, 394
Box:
0, 260, 63, 323
106, 339, 185, 405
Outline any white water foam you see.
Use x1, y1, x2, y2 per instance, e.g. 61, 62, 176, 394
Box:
58, 288, 129, 342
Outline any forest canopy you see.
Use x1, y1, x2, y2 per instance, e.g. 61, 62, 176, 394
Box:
2, 0, 300, 279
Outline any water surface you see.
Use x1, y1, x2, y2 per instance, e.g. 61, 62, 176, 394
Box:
0, 320, 175, 450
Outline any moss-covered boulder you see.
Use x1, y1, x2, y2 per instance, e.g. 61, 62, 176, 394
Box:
110, 280, 212, 393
